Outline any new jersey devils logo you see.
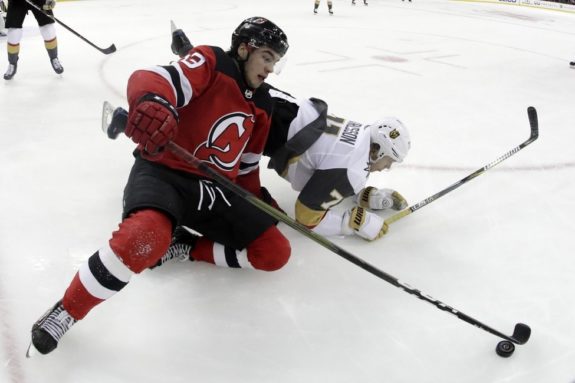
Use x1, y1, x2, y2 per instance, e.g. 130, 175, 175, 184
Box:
194, 112, 255, 171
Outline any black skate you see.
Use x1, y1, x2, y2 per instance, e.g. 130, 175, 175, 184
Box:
50, 57, 64, 74
101, 101, 128, 139
570, 61, 575, 68
170, 20, 194, 58
27, 300, 76, 357
3, 63, 17, 80
151, 226, 199, 268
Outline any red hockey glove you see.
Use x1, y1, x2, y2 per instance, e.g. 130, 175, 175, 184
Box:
126, 94, 179, 155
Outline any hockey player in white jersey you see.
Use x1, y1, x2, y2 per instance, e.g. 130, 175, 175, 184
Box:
264, 94, 410, 241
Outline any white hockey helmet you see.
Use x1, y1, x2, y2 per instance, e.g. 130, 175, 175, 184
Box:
368, 117, 411, 163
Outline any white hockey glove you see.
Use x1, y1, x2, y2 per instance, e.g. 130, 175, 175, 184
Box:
355, 186, 408, 211
43, 0, 56, 10
342, 207, 388, 241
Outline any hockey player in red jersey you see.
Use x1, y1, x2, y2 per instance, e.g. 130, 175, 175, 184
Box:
28, 16, 291, 356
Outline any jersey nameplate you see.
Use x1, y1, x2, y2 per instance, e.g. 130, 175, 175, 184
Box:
339, 121, 362, 146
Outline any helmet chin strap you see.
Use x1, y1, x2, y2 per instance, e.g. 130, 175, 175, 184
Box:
235, 45, 256, 90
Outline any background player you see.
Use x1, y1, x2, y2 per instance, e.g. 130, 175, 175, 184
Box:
2, 0, 63, 80
314, 0, 333, 15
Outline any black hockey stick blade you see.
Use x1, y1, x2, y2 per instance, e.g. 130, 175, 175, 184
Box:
527, 106, 539, 141
100, 44, 117, 55
510, 323, 531, 344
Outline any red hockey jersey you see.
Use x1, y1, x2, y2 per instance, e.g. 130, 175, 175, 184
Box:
126, 45, 274, 191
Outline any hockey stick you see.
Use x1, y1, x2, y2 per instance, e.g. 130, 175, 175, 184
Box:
101, 101, 531, 347
24, 0, 116, 55
385, 106, 539, 226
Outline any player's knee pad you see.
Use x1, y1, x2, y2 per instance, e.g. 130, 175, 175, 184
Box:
109, 209, 173, 273
248, 226, 291, 271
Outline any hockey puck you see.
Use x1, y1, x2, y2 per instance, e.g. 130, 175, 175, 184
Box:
495, 340, 515, 357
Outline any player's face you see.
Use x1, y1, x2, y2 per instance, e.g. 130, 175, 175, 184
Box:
370, 156, 395, 172
242, 46, 282, 88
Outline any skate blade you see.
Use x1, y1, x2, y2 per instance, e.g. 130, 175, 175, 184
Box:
101, 101, 115, 135
26, 342, 39, 358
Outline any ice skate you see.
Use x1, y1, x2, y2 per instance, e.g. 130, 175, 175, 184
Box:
170, 20, 194, 57
151, 226, 199, 268
27, 300, 76, 357
3, 63, 17, 80
50, 57, 64, 74
570, 61, 575, 68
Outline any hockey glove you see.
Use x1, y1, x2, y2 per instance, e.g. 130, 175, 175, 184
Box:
126, 94, 179, 155
43, 0, 56, 10
342, 206, 388, 241
355, 186, 408, 211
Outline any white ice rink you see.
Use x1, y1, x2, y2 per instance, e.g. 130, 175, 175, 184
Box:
1, 0, 575, 382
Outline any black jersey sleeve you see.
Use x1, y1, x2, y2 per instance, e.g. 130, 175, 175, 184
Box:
264, 87, 300, 157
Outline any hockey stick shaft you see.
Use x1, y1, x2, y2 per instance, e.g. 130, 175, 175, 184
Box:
385, 107, 539, 226
103, 103, 530, 345
167, 140, 531, 345
24, 0, 116, 54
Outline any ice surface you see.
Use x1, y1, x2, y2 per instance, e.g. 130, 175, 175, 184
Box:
1, 0, 575, 382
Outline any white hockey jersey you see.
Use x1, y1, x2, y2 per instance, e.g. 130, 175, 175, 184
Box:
266, 94, 371, 230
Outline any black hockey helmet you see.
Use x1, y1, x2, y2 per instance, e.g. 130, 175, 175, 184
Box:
231, 17, 289, 57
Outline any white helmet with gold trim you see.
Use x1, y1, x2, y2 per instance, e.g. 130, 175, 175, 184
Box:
368, 117, 410, 163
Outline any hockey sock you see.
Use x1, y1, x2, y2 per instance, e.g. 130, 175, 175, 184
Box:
62, 210, 172, 319
7, 46, 18, 65
39, 24, 58, 59
6, 28, 22, 64
192, 226, 290, 272
45, 38, 58, 59
62, 243, 134, 320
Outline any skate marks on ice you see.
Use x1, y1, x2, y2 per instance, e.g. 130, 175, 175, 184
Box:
0, 281, 26, 383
